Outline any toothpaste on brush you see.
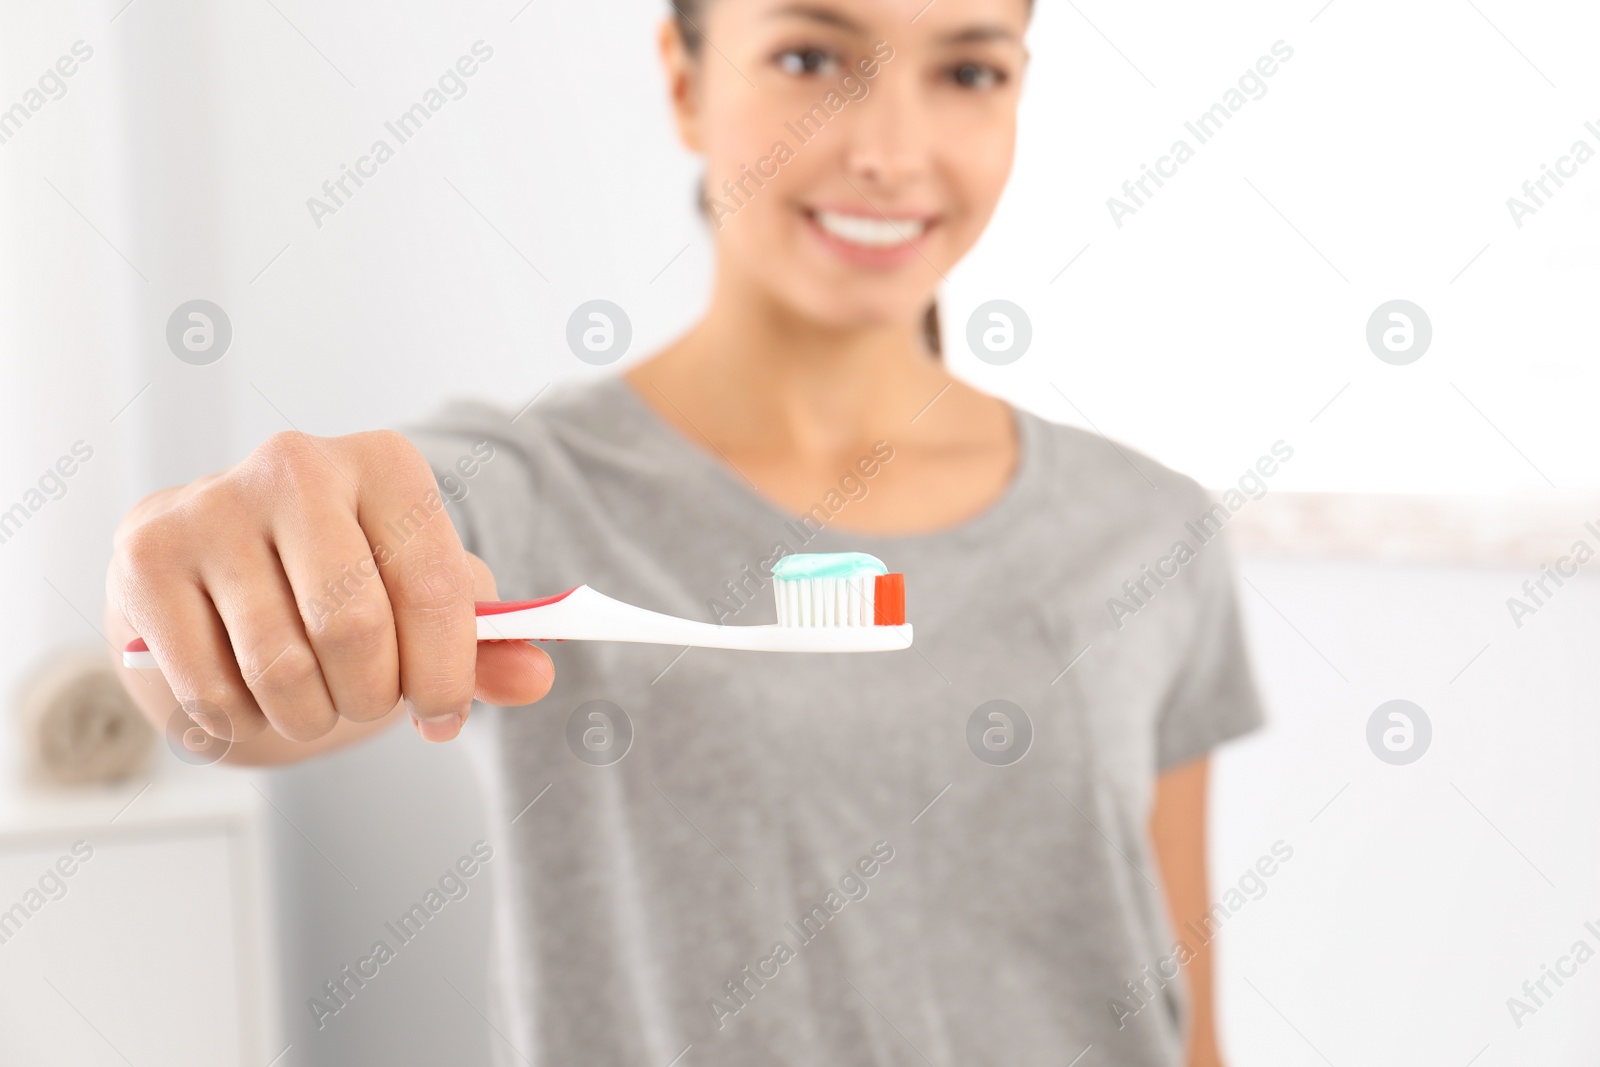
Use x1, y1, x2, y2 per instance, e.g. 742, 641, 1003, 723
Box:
772, 551, 905, 627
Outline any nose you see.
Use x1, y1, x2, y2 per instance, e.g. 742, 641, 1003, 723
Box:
840, 69, 931, 196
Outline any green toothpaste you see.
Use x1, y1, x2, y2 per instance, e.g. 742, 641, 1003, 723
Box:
771, 552, 887, 581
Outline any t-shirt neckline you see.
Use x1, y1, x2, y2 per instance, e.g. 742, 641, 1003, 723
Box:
605, 374, 1043, 552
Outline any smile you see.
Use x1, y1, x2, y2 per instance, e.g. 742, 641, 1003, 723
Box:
811, 210, 928, 248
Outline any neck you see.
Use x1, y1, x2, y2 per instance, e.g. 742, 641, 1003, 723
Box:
634, 263, 950, 458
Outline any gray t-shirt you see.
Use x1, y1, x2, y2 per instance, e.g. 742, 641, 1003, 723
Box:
404, 376, 1265, 1066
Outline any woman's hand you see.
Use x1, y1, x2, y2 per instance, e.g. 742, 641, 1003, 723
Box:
104, 429, 554, 763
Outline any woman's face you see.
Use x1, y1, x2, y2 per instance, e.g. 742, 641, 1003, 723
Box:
666, 0, 1030, 337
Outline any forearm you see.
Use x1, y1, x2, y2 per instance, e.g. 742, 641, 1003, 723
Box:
1150, 755, 1226, 1067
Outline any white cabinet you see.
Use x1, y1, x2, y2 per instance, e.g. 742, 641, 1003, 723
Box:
0, 764, 281, 1066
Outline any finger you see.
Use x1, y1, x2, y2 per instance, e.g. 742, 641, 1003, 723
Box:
354, 438, 478, 741
466, 552, 555, 707
206, 547, 341, 742
113, 562, 269, 744
474, 642, 555, 707
272, 500, 401, 724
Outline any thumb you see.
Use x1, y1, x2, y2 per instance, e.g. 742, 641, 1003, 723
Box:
466, 552, 556, 708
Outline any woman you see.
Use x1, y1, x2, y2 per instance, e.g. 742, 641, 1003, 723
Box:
107, 1, 1264, 1063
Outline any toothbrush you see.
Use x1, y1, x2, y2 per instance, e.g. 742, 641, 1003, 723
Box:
122, 552, 911, 668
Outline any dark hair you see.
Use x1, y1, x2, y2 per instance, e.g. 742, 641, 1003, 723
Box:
674, 0, 1027, 358
671, 2, 710, 55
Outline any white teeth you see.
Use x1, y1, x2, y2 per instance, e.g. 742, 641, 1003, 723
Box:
813, 211, 926, 248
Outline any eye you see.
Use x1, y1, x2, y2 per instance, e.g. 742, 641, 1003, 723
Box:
775, 47, 842, 77
949, 62, 1006, 90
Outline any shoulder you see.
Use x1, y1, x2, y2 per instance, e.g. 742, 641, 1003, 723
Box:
407, 376, 644, 464
1016, 406, 1218, 540
1013, 410, 1273, 665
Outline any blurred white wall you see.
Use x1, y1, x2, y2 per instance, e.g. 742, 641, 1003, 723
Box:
2, 0, 1597, 1064
1219, 558, 1600, 1064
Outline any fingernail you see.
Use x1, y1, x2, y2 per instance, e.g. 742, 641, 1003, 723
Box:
407, 700, 464, 743
183, 702, 231, 740
416, 714, 462, 743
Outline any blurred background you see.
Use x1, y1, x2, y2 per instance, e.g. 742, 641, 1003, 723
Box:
1, 0, 1597, 1063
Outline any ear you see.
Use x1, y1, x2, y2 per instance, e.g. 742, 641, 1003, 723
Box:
658, 18, 705, 154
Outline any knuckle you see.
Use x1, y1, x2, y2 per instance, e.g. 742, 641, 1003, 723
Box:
353, 429, 430, 488
117, 520, 178, 576
361, 431, 447, 507
409, 672, 475, 716
187, 684, 249, 722
235, 643, 338, 743
238, 641, 322, 696
249, 431, 334, 497
177, 686, 266, 742
341, 691, 402, 724
190, 470, 253, 515
272, 709, 337, 744
393, 552, 473, 618
257, 429, 315, 464
306, 597, 392, 655
388, 497, 450, 549
360, 428, 418, 463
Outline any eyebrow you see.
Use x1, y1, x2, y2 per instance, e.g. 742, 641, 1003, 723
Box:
937, 25, 1022, 46
766, 3, 866, 34
766, 3, 1023, 46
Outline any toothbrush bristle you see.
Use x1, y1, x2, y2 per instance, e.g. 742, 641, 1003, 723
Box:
770, 553, 904, 628
874, 573, 905, 626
